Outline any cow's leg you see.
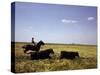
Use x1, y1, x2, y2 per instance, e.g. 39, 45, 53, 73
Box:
48, 56, 52, 59
60, 55, 64, 59
75, 53, 80, 58
77, 53, 80, 58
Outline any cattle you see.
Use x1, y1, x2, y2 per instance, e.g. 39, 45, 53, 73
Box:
60, 51, 79, 59
22, 40, 45, 53
30, 49, 54, 60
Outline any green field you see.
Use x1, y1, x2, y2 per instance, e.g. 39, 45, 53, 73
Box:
14, 42, 97, 73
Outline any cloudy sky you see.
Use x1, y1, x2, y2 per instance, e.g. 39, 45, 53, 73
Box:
13, 2, 97, 45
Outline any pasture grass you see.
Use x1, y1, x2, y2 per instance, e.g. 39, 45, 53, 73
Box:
14, 42, 97, 73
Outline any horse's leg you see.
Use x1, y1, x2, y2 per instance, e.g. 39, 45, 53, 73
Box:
24, 49, 29, 53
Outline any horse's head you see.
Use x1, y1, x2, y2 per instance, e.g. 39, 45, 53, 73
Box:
39, 40, 45, 45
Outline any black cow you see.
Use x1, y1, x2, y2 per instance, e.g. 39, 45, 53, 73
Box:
30, 49, 54, 60
22, 40, 45, 53
60, 51, 79, 59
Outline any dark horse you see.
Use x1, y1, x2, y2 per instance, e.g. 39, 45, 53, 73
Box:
22, 40, 45, 53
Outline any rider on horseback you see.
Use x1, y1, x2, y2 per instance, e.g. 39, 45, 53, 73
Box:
32, 37, 37, 46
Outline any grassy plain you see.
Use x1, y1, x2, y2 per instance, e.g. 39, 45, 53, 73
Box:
14, 42, 97, 73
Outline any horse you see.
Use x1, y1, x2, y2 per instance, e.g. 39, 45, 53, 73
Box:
22, 40, 45, 53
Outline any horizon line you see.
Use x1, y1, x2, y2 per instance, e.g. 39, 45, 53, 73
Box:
11, 41, 97, 45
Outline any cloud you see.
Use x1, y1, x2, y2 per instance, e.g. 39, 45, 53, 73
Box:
88, 17, 94, 21
23, 26, 33, 32
61, 19, 78, 24
29, 26, 33, 29
23, 29, 29, 32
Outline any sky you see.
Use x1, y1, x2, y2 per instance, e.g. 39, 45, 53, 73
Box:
13, 2, 97, 45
